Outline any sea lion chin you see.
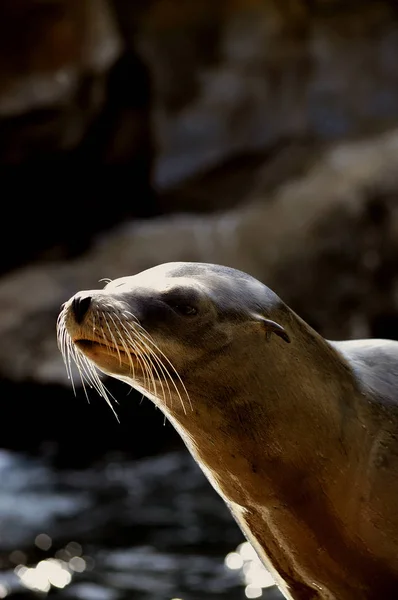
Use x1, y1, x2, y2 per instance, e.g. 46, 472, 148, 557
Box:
57, 261, 398, 599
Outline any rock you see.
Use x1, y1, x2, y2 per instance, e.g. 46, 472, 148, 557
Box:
0, 0, 157, 275
0, 0, 121, 140
3, 0, 398, 274
119, 0, 398, 188
0, 128, 397, 385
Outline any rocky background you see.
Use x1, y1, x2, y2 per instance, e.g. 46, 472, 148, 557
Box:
1, 1, 398, 599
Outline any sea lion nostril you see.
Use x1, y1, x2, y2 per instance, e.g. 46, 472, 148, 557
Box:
71, 294, 92, 324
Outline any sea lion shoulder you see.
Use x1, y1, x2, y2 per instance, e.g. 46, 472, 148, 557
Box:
332, 338, 398, 409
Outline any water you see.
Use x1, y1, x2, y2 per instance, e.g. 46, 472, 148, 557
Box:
0, 448, 283, 600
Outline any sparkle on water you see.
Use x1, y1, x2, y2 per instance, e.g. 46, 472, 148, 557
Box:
11, 536, 90, 595
16, 559, 71, 593
225, 541, 275, 598
5, 533, 274, 598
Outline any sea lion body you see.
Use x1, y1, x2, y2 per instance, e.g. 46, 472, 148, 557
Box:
57, 262, 398, 599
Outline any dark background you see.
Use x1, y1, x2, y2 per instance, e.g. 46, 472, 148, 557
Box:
1, 1, 398, 598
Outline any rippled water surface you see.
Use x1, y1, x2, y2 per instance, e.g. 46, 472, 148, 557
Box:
0, 448, 283, 600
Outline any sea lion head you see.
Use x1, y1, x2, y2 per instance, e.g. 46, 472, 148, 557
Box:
57, 262, 292, 414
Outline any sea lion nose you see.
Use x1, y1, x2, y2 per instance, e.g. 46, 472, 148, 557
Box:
71, 293, 92, 324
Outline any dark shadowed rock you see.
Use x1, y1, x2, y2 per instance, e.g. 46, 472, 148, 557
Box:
0, 0, 121, 153
0, 0, 157, 275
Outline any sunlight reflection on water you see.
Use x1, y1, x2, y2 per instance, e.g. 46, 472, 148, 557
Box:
0, 449, 281, 599
225, 542, 275, 598
12, 538, 92, 595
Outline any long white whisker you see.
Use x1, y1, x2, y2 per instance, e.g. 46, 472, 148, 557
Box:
124, 311, 192, 413
57, 309, 119, 420
74, 348, 119, 420
116, 317, 169, 409
56, 301, 191, 421
113, 314, 159, 400
126, 328, 172, 409
103, 313, 122, 367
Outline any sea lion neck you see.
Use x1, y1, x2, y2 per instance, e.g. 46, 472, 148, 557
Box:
164, 312, 357, 485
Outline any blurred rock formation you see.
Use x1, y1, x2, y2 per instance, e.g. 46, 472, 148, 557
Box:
0, 129, 397, 386
0, 0, 156, 274
2, 0, 398, 273
119, 0, 398, 189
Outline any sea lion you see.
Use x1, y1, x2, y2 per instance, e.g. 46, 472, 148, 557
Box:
57, 262, 398, 600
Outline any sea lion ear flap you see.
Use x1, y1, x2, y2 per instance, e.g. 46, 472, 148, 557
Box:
255, 316, 291, 344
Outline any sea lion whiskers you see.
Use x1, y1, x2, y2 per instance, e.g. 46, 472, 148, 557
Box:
102, 313, 123, 368
119, 326, 177, 410
102, 307, 167, 408
112, 316, 156, 395
71, 298, 183, 414
98, 311, 115, 360
90, 311, 123, 409
95, 302, 153, 392
102, 312, 122, 366
57, 308, 71, 381
69, 341, 118, 418
123, 310, 192, 413
57, 306, 118, 419
105, 311, 141, 383
115, 317, 160, 402
114, 317, 172, 410
57, 306, 82, 397
117, 311, 188, 413
108, 312, 142, 385
113, 311, 185, 414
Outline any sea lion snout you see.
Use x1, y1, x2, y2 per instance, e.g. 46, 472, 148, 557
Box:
64, 289, 130, 343
71, 292, 92, 324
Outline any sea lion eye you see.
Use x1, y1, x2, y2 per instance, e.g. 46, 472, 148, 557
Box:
173, 305, 198, 316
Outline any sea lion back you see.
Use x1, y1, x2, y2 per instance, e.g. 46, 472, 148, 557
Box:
332, 338, 398, 409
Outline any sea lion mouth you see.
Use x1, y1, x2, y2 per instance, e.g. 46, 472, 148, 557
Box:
74, 338, 140, 363
74, 338, 128, 355
57, 297, 192, 416
75, 339, 98, 350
